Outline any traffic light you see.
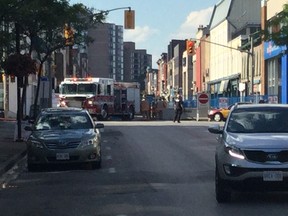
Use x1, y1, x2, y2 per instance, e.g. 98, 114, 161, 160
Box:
64, 25, 74, 46
124, 10, 135, 29
186, 40, 195, 55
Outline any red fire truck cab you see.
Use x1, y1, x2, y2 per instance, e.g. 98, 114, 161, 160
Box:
58, 77, 140, 120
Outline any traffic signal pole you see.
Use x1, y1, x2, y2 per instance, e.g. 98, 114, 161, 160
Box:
94, 7, 135, 30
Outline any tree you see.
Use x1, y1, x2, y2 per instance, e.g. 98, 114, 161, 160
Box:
0, 0, 106, 140
264, 3, 288, 47
0, 0, 107, 119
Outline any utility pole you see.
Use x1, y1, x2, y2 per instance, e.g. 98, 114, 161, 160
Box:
250, 34, 255, 98
47, 56, 52, 107
15, 22, 22, 141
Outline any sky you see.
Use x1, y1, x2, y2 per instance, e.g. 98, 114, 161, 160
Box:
69, 0, 219, 68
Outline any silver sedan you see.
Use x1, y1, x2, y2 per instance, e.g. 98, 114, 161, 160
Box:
25, 107, 104, 171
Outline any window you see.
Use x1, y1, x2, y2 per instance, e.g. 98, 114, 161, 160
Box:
227, 108, 288, 133
107, 85, 111, 95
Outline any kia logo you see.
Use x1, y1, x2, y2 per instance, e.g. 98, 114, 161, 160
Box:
267, 154, 278, 161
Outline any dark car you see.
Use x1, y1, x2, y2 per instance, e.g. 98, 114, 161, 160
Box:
208, 103, 288, 203
24, 107, 104, 171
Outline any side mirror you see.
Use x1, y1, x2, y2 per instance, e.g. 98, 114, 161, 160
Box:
208, 124, 223, 134
95, 123, 104, 133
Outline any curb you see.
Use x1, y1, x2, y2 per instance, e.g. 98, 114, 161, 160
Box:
0, 118, 16, 122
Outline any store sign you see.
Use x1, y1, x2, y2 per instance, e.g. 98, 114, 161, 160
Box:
264, 41, 284, 59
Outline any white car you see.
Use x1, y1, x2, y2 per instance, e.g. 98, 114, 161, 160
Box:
209, 103, 288, 203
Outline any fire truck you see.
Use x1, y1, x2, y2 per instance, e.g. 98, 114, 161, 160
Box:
58, 77, 140, 120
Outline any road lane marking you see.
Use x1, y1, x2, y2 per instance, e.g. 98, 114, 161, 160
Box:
105, 155, 112, 160
108, 167, 116, 173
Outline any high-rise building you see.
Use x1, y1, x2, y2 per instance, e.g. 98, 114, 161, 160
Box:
123, 42, 152, 92
167, 40, 186, 93
87, 23, 124, 81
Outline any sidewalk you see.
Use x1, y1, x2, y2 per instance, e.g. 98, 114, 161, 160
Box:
0, 119, 27, 176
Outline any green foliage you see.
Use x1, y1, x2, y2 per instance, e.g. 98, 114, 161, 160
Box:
0, 0, 107, 82
264, 3, 288, 47
0, 0, 106, 65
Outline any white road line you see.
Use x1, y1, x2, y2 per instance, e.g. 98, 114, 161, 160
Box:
108, 167, 116, 173
105, 155, 112, 160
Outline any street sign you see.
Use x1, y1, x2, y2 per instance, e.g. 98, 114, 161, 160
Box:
196, 93, 210, 121
218, 97, 228, 108
198, 93, 209, 104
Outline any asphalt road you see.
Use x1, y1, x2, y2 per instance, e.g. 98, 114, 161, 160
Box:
1, 120, 288, 216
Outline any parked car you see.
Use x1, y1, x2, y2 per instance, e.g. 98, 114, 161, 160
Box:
208, 106, 230, 122
208, 102, 252, 122
208, 103, 288, 203
24, 107, 104, 171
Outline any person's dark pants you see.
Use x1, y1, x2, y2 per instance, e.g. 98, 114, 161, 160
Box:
174, 109, 182, 123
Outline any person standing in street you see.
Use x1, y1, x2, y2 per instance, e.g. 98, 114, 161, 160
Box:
140, 97, 150, 120
173, 92, 183, 123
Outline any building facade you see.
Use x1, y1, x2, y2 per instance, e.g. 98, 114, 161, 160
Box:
167, 40, 186, 98
207, 0, 261, 100
123, 42, 152, 92
156, 53, 168, 98
182, 50, 193, 100
87, 23, 124, 81
263, 0, 288, 103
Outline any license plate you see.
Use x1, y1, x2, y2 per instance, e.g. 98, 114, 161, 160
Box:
56, 153, 70, 160
263, 171, 283, 181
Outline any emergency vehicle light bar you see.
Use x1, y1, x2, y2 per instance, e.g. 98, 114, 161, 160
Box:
64, 77, 93, 82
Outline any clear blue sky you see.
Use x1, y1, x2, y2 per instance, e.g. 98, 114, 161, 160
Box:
69, 0, 219, 68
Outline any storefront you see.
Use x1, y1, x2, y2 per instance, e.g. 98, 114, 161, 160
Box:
264, 41, 288, 103
207, 73, 240, 99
